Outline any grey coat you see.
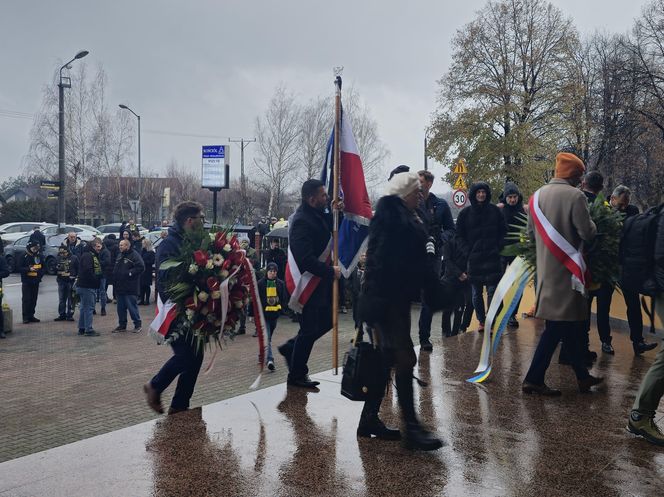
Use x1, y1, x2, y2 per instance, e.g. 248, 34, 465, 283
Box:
529, 178, 597, 321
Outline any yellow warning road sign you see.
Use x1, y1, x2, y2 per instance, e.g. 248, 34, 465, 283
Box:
453, 175, 467, 190
452, 159, 468, 175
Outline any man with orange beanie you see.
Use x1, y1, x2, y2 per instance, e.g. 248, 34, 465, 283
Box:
522, 152, 604, 396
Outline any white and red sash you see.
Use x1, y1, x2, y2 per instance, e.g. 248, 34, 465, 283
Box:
285, 238, 332, 313
529, 189, 590, 294
149, 295, 178, 344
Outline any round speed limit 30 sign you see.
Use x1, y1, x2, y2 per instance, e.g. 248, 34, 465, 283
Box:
453, 189, 467, 207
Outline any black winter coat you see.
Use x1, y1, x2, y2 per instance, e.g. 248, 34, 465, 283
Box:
29, 230, 46, 249
141, 249, 156, 287
418, 192, 455, 254
156, 225, 184, 303
19, 250, 44, 284
77, 246, 103, 289
456, 182, 506, 285
288, 203, 334, 307
113, 248, 145, 295
99, 247, 111, 281
361, 195, 438, 323
441, 235, 469, 287
103, 238, 119, 279
265, 247, 287, 280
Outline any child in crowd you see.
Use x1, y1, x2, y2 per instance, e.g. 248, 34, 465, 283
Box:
257, 262, 287, 371
441, 234, 473, 337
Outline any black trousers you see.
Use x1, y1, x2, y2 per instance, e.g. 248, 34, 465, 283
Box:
150, 334, 204, 410
139, 284, 151, 304
22, 282, 39, 321
525, 320, 590, 385
282, 304, 332, 380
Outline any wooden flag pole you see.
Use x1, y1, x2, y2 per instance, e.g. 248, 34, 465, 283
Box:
332, 72, 342, 375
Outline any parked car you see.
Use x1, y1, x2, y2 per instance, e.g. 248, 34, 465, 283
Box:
0, 222, 55, 247
97, 223, 149, 240
146, 229, 167, 245
3, 233, 65, 275
41, 224, 98, 242
72, 224, 102, 235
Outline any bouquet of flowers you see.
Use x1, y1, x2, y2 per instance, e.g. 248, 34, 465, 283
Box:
502, 195, 624, 289
159, 228, 261, 353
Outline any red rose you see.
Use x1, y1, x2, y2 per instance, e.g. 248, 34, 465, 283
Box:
193, 250, 208, 267
222, 259, 232, 270
206, 277, 220, 292
185, 297, 199, 311
230, 235, 239, 250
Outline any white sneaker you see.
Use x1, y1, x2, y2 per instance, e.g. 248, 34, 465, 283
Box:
267, 360, 275, 371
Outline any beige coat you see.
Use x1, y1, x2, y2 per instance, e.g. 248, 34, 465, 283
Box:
529, 178, 597, 321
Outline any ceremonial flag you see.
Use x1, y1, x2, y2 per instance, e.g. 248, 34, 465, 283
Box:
149, 295, 177, 344
320, 109, 373, 278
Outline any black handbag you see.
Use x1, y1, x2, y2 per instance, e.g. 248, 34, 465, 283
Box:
341, 330, 386, 402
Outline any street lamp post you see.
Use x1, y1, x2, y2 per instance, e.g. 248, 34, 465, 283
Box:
58, 49, 89, 234
119, 104, 141, 223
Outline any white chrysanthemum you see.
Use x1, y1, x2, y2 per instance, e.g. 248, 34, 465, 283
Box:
185, 309, 195, 320
223, 243, 232, 253
212, 253, 224, 266
198, 291, 209, 303
211, 290, 221, 299
205, 259, 214, 270
188, 264, 198, 274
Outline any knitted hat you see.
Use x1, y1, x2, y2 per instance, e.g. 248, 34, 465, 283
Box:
266, 262, 278, 272
385, 171, 421, 199
555, 152, 585, 179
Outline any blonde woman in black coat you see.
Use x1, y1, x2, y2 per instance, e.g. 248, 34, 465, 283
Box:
360, 171, 444, 451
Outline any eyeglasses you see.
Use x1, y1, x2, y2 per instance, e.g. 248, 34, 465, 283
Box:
189, 215, 205, 220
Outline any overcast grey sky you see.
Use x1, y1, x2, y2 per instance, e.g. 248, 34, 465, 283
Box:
0, 0, 649, 195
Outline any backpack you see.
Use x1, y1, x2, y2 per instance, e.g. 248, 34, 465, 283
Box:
620, 205, 664, 296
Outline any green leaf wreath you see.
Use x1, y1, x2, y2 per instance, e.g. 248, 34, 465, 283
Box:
502, 195, 624, 288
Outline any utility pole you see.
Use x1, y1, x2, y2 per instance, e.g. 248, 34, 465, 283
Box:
229, 137, 255, 223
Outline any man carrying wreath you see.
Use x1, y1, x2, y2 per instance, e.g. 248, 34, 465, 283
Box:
144, 201, 206, 415
522, 153, 604, 396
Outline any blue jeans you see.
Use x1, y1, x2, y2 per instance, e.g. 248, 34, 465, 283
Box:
151, 333, 204, 410
116, 294, 141, 328
57, 280, 74, 318
77, 287, 96, 332
266, 318, 277, 363
471, 283, 497, 325
98, 277, 107, 311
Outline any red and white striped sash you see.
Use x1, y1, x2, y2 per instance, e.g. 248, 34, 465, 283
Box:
285, 238, 332, 313
529, 189, 590, 294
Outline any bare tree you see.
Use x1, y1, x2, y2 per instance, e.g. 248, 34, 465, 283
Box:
298, 96, 332, 182
25, 63, 133, 221
253, 85, 301, 217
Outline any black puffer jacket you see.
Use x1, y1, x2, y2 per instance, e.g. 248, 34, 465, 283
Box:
77, 245, 103, 289
455, 182, 506, 285
360, 195, 438, 323
103, 237, 119, 280
500, 182, 526, 247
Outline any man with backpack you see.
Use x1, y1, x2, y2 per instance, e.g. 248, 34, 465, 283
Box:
618, 186, 659, 356
627, 198, 664, 446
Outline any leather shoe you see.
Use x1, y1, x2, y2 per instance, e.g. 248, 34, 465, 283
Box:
28, 317, 40, 323
144, 383, 164, 414
287, 375, 320, 389
357, 417, 401, 440
420, 340, 433, 352
601, 342, 615, 355
634, 341, 658, 355
578, 375, 604, 393
167, 406, 188, 415
522, 381, 562, 396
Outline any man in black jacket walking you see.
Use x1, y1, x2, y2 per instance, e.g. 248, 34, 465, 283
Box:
19, 241, 44, 323
113, 239, 144, 333
278, 179, 341, 389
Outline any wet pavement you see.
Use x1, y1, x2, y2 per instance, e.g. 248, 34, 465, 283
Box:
1, 315, 663, 497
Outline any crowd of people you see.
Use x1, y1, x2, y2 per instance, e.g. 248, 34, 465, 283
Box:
3, 224, 159, 337
2, 151, 663, 451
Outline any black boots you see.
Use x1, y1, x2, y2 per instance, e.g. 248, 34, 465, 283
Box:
395, 373, 444, 451
357, 397, 401, 440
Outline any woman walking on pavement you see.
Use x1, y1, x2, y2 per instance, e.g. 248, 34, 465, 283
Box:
359, 170, 444, 451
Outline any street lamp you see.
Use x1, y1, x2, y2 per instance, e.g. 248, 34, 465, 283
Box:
119, 104, 141, 224
58, 49, 89, 233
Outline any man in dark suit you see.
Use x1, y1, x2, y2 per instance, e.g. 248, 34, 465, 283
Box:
278, 179, 341, 389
